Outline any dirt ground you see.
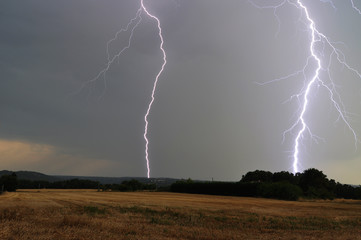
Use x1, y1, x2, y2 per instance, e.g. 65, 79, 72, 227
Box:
1, 190, 361, 239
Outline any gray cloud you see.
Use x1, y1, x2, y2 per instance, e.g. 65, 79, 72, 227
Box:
0, 0, 360, 183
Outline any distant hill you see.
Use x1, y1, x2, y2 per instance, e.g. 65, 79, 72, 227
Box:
0, 170, 179, 187
0, 170, 59, 182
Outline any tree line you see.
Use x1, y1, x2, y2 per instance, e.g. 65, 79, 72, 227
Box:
170, 168, 361, 201
0, 173, 155, 193
2, 169, 360, 201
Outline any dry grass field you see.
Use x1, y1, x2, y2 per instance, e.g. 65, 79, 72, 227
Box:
1, 190, 361, 239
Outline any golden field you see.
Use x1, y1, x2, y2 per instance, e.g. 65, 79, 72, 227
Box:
1, 190, 361, 239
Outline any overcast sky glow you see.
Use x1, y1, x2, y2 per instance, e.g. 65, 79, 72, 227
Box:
0, 0, 360, 184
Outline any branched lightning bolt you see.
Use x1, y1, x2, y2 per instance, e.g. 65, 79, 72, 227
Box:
252, 0, 361, 173
79, 0, 165, 178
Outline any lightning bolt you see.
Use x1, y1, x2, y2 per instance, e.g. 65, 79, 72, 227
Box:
79, 0, 166, 178
351, 0, 361, 14
78, 0, 360, 178
141, 0, 166, 179
252, 0, 361, 173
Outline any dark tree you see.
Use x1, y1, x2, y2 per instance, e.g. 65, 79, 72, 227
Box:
299, 169, 327, 190
273, 171, 296, 184
241, 170, 273, 183
299, 168, 334, 199
0, 173, 18, 192
260, 182, 303, 201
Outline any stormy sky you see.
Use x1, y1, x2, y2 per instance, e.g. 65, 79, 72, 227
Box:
1, 0, 360, 184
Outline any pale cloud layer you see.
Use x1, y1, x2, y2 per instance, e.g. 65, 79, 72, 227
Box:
0, 139, 116, 176
0, 140, 54, 168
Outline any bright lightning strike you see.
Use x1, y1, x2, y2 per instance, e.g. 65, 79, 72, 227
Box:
78, 0, 360, 178
80, 0, 166, 178
292, 0, 323, 174
140, 0, 167, 179
252, 0, 361, 173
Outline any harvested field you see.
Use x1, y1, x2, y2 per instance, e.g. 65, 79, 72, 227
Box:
1, 190, 361, 239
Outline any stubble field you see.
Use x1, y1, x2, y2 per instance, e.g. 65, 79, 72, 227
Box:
1, 190, 361, 239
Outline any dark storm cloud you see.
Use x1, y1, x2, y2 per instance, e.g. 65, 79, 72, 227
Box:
0, 0, 360, 183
